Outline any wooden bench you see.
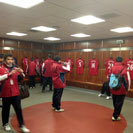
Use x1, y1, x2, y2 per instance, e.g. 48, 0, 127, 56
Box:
66, 80, 133, 98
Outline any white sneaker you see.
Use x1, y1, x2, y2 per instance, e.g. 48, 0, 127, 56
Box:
55, 109, 64, 112
106, 96, 112, 100
4, 123, 11, 131
98, 93, 104, 97
52, 106, 55, 110
112, 116, 121, 121
20, 125, 30, 133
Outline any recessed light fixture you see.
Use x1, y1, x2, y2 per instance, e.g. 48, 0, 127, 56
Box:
0, 0, 44, 8
31, 26, 56, 32
110, 27, 133, 33
71, 33, 91, 38
44, 37, 61, 41
71, 15, 105, 25
6, 32, 27, 36
3, 47, 14, 50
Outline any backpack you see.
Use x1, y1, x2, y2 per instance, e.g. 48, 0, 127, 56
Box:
109, 67, 125, 90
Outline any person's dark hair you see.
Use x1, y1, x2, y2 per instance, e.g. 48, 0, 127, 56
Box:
54, 55, 61, 62
48, 54, 52, 58
116, 56, 123, 62
4, 53, 13, 60
0, 54, 4, 58
30, 57, 34, 61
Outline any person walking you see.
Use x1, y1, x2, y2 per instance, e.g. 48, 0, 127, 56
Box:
109, 56, 131, 121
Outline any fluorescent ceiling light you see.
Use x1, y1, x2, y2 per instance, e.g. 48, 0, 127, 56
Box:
0, 0, 44, 8
6, 32, 27, 36
83, 49, 93, 52
110, 27, 133, 33
44, 37, 61, 41
3, 47, 14, 50
71, 33, 91, 38
31, 26, 56, 32
71, 15, 105, 25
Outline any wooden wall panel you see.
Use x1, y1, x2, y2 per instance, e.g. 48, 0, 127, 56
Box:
4, 39, 18, 48
19, 41, 31, 49
0, 39, 3, 47
122, 37, 133, 47
76, 42, 88, 49
32, 43, 42, 49
103, 39, 120, 48
64, 42, 75, 50
88, 40, 102, 49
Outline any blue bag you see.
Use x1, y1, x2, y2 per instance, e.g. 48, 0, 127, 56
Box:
109, 67, 125, 90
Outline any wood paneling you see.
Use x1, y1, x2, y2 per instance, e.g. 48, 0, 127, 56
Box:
0, 36, 133, 93
55, 37, 133, 91
32, 43, 42, 49
19, 41, 31, 49
64, 42, 75, 50
0, 38, 3, 47
4, 39, 18, 48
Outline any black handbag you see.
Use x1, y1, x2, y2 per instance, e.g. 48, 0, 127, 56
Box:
19, 85, 30, 100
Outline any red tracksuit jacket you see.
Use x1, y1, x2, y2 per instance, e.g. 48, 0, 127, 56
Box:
52, 62, 69, 88
0, 64, 21, 97
42, 58, 54, 77
109, 62, 129, 95
28, 61, 36, 76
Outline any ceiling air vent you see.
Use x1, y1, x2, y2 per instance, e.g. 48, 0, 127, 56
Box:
100, 13, 120, 19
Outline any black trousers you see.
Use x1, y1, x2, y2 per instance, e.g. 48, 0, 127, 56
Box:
29, 76, 35, 88
42, 77, 52, 91
112, 94, 125, 119
2, 96, 24, 127
101, 81, 111, 96
52, 88, 64, 110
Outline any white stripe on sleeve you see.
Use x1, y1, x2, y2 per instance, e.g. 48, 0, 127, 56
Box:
62, 64, 70, 71
0, 74, 8, 81
127, 71, 131, 90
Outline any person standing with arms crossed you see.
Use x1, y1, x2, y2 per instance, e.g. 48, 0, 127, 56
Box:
51, 55, 70, 112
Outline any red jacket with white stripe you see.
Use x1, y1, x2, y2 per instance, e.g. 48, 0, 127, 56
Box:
51, 62, 70, 89
0, 64, 21, 97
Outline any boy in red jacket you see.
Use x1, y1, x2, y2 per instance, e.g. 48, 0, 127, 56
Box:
42, 54, 54, 92
28, 57, 36, 88
0, 54, 30, 132
109, 56, 131, 121
51, 56, 70, 112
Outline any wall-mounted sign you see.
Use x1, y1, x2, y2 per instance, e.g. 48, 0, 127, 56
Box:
116, 40, 125, 44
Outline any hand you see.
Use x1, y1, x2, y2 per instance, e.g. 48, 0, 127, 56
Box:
9, 70, 16, 76
15, 68, 24, 73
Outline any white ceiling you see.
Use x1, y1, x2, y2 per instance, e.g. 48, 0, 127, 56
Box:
0, 0, 133, 43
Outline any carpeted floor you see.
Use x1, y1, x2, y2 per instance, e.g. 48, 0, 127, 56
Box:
0, 84, 133, 133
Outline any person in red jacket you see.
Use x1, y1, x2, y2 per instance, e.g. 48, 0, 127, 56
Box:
28, 57, 36, 88
0, 54, 4, 101
51, 55, 70, 112
0, 54, 30, 132
42, 54, 54, 92
109, 56, 131, 121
